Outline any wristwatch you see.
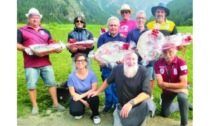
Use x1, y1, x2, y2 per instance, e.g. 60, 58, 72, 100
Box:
129, 99, 135, 106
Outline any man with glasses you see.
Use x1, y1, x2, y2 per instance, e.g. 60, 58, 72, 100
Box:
127, 10, 156, 100
117, 4, 137, 38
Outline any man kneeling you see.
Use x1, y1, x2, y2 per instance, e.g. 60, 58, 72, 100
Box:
89, 51, 155, 126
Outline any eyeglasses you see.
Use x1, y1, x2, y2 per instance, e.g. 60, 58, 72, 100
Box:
75, 20, 84, 24
75, 59, 86, 63
121, 10, 130, 14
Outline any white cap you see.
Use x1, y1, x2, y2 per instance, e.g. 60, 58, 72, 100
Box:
117, 4, 134, 14
25, 8, 42, 18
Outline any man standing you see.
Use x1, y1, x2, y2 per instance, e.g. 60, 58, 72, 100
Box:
127, 10, 156, 99
147, 3, 178, 100
17, 8, 65, 115
89, 51, 154, 126
147, 3, 178, 36
117, 4, 137, 38
154, 43, 189, 126
96, 16, 126, 113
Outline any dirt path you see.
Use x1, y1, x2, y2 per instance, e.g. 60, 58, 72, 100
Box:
17, 110, 192, 126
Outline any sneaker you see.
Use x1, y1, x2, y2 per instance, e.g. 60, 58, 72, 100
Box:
102, 107, 111, 113
159, 97, 162, 105
93, 116, 101, 124
74, 115, 83, 120
52, 103, 65, 111
31, 107, 39, 115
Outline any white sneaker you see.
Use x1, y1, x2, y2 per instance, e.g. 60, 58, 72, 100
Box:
74, 115, 82, 120
93, 116, 101, 124
159, 97, 162, 105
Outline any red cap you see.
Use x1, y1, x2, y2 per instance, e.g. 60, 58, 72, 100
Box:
161, 43, 176, 50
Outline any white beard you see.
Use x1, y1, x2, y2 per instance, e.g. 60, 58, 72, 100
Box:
123, 64, 138, 78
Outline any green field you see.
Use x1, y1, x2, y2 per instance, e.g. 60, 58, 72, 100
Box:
17, 24, 193, 121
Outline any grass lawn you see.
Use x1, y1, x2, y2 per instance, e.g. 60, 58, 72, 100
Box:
17, 24, 193, 121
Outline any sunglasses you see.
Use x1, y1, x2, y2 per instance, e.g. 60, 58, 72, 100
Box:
121, 10, 130, 14
75, 59, 86, 63
75, 20, 84, 24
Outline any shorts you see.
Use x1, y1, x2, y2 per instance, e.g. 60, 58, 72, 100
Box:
24, 66, 57, 89
146, 66, 155, 80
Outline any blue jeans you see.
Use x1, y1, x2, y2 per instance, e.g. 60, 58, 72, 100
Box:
161, 92, 189, 125
146, 66, 155, 80
24, 66, 56, 89
102, 75, 118, 109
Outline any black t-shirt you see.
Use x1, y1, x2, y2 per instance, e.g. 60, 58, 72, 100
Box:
107, 64, 151, 106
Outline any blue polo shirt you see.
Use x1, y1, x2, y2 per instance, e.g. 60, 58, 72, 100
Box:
127, 28, 155, 67
97, 32, 126, 78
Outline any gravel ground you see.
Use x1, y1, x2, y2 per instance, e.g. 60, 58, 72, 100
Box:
17, 109, 193, 126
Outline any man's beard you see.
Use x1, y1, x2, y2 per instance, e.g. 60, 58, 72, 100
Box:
123, 64, 138, 78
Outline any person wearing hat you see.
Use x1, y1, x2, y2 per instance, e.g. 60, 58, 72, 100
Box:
117, 4, 137, 38
17, 8, 65, 115
154, 42, 189, 126
147, 2, 178, 105
147, 3, 178, 36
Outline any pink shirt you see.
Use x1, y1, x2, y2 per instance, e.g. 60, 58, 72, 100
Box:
119, 20, 137, 38
154, 56, 188, 92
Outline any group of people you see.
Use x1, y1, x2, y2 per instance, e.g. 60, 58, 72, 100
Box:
17, 2, 191, 126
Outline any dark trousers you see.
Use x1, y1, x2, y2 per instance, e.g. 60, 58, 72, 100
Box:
69, 95, 99, 119
161, 92, 189, 125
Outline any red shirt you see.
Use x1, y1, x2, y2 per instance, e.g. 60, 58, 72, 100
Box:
154, 56, 188, 92
17, 25, 52, 68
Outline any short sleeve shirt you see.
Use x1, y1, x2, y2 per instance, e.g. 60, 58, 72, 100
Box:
119, 20, 137, 37
154, 56, 188, 92
146, 19, 178, 36
67, 70, 97, 94
17, 25, 52, 68
107, 64, 150, 105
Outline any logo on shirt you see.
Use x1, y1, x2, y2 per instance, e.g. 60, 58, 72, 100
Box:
180, 65, 187, 71
120, 25, 128, 32
154, 23, 160, 29
160, 68, 164, 74
40, 30, 45, 35
165, 23, 170, 29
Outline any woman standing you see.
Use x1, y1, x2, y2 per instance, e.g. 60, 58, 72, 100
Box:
67, 16, 94, 72
67, 53, 101, 124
